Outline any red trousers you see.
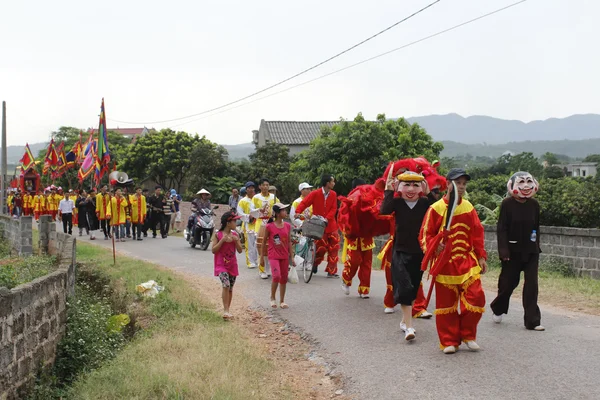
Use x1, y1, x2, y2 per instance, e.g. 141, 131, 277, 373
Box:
434, 277, 486, 347
24, 208, 32, 216
315, 232, 340, 274
342, 248, 372, 295
34, 211, 41, 221
73, 213, 79, 226
383, 259, 428, 316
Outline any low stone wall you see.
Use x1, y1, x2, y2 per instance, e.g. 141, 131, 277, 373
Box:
38, 216, 76, 296
484, 225, 600, 279
0, 215, 33, 256
0, 271, 68, 399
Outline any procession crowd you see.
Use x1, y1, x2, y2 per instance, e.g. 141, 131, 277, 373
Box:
6, 185, 188, 241
6, 160, 544, 354
219, 162, 544, 354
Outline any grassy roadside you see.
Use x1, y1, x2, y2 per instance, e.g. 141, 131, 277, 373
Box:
66, 242, 294, 399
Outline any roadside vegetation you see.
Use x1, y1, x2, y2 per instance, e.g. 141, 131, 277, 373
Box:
0, 237, 57, 289
28, 241, 300, 399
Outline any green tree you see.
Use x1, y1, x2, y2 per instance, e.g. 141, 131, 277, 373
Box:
121, 129, 199, 192
290, 113, 443, 195
186, 137, 229, 196
540, 152, 560, 166
246, 142, 294, 200
583, 154, 600, 163
542, 165, 565, 179
207, 176, 242, 204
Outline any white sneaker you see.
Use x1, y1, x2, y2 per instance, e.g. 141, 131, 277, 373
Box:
533, 325, 545, 331
399, 322, 416, 333
416, 311, 433, 319
384, 307, 396, 314
405, 327, 416, 341
360, 293, 370, 299
443, 346, 457, 354
248, 264, 257, 269
341, 284, 350, 295
465, 341, 480, 351
492, 314, 503, 323
259, 272, 268, 279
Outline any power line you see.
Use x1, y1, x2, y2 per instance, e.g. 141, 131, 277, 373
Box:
168, 0, 528, 129
108, 0, 442, 125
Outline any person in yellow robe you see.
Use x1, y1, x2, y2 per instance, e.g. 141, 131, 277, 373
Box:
107, 188, 129, 241
7, 192, 14, 216
32, 191, 45, 221
23, 192, 32, 216
129, 187, 147, 241
252, 178, 279, 279
96, 185, 111, 239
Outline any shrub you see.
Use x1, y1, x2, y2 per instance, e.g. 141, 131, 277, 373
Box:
53, 283, 127, 385
0, 255, 56, 289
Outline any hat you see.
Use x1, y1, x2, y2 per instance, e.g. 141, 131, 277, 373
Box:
272, 203, 290, 213
397, 171, 424, 182
197, 188, 210, 195
446, 168, 471, 181
170, 189, 177, 195
268, 185, 277, 192
221, 211, 241, 224
298, 182, 313, 191
245, 181, 256, 188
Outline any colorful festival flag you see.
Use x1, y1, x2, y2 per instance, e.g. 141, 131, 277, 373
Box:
94, 98, 110, 184
19, 143, 36, 171
52, 142, 68, 179
42, 139, 59, 175
78, 139, 97, 182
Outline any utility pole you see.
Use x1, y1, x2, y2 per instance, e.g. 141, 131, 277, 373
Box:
1, 101, 6, 214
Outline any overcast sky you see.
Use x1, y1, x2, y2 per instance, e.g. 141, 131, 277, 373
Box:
1, 0, 598, 146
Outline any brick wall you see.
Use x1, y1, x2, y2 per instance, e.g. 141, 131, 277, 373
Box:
0, 215, 33, 256
0, 271, 68, 399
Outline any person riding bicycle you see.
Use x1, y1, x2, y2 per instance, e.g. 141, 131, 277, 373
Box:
290, 182, 313, 228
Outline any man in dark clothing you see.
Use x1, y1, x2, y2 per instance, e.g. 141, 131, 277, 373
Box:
147, 186, 166, 239
380, 169, 436, 341
141, 188, 150, 237
490, 171, 545, 331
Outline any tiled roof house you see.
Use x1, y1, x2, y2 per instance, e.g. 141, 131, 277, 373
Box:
252, 120, 340, 155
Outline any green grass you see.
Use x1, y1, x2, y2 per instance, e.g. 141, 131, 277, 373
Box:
63, 241, 291, 399
0, 237, 57, 289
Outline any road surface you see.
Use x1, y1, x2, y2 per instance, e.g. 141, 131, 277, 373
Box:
85, 234, 600, 400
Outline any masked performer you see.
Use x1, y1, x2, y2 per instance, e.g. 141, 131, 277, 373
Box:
380, 158, 446, 318
380, 169, 436, 341
420, 168, 488, 354
490, 171, 545, 331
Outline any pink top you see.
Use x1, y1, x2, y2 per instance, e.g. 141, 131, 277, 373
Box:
266, 221, 292, 260
213, 231, 239, 276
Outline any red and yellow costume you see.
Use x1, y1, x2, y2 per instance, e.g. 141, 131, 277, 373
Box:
96, 192, 111, 220
419, 198, 487, 348
296, 188, 340, 274
47, 193, 59, 220
108, 196, 129, 226
342, 237, 375, 295
23, 193, 32, 216
7, 193, 14, 215
129, 194, 147, 224
32, 193, 45, 220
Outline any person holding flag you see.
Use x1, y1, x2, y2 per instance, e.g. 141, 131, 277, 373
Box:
419, 168, 487, 354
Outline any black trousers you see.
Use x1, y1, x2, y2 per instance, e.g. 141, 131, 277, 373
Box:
101, 219, 111, 237
141, 212, 151, 235
161, 214, 171, 237
61, 213, 73, 235
391, 251, 424, 306
490, 253, 541, 329
151, 212, 165, 237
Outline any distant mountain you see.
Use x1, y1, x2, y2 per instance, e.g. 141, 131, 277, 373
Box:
440, 139, 600, 159
221, 143, 255, 161
407, 113, 600, 145
5, 142, 47, 164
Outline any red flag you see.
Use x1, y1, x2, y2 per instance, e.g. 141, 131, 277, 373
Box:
19, 143, 35, 171
42, 139, 59, 175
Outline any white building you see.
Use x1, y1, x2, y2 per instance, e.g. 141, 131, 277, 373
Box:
565, 162, 597, 177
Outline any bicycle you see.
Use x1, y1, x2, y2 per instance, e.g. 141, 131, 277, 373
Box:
292, 229, 317, 283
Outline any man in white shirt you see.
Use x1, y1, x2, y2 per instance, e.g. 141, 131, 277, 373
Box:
58, 192, 76, 235
290, 182, 313, 228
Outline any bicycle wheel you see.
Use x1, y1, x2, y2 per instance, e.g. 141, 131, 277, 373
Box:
302, 239, 316, 283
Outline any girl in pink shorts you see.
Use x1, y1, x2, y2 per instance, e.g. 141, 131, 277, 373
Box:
261, 203, 295, 309
212, 211, 243, 320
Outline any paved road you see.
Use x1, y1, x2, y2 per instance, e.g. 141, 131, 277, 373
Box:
86, 234, 600, 400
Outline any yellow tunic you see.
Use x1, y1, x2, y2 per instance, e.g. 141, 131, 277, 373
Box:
129, 194, 147, 224
7, 195, 14, 212
291, 196, 312, 221
237, 196, 256, 233
108, 196, 129, 226
23, 194, 32, 209
252, 193, 278, 233
96, 193, 111, 220
47, 194, 58, 212
33, 195, 45, 212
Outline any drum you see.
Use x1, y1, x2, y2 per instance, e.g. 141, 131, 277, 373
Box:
256, 223, 268, 256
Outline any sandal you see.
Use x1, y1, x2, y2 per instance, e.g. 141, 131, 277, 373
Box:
222, 313, 232, 320
270, 299, 277, 308
280, 303, 289, 309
